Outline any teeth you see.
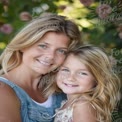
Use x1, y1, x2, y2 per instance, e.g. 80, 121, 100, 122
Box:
40, 61, 50, 66
66, 84, 74, 87
64, 83, 78, 87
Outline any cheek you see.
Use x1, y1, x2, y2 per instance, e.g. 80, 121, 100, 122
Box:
85, 80, 96, 89
56, 56, 66, 66
91, 81, 96, 88
56, 73, 61, 81
88, 77, 96, 88
22, 53, 30, 63
56, 75, 61, 87
56, 72, 66, 81
22, 51, 34, 63
57, 72, 67, 81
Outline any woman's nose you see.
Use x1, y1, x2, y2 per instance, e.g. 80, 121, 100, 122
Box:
45, 50, 55, 60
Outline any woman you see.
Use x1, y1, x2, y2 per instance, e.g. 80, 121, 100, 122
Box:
0, 13, 81, 122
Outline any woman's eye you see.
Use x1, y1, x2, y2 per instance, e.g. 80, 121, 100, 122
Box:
38, 44, 47, 49
57, 49, 67, 55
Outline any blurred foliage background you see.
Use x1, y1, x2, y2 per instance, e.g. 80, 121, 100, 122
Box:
0, 0, 122, 121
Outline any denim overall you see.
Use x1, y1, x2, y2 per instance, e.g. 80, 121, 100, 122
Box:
0, 77, 66, 122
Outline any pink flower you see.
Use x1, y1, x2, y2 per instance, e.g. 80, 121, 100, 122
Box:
0, 0, 9, 5
19, 12, 32, 21
118, 32, 122, 39
96, 4, 112, 19
0, 24, 13, 34
79, 0, 94, 6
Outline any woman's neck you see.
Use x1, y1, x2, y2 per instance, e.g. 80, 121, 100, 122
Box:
3, 70, 48, 103
3, 66, 42, 91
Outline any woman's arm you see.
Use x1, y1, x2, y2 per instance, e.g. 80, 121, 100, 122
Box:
73, 101, 97, 122
0, 82, 22, 122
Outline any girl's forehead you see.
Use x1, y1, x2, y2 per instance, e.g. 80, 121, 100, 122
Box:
63, 54, 87, 68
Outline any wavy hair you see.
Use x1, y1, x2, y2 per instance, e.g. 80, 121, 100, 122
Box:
0, 13, 81, 75
0, 13, 81, 90
50, 44, 121, 122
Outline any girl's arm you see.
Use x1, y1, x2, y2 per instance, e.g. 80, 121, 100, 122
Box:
0, 82, 22, 122
73, 101, 97, 122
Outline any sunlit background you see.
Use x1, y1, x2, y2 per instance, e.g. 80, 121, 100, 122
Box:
0, 0, 122, 120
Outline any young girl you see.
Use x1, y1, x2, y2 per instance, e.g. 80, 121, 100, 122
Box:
53, 45, 121, 122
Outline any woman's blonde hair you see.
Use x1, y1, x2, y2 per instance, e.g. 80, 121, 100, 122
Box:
0, 12, 81, 76
52, 44, 121, 122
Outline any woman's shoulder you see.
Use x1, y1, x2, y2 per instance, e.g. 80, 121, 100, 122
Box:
0, 80, 21, 121
53, 92, 67, 108
55, 92, 67, 100
0, 79, 20, 111
0, 79, 20, 101
0, 76, 31, 99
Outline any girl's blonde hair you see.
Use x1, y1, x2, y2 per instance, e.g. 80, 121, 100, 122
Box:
71, 45, 121, 122
51, 44, 121, 122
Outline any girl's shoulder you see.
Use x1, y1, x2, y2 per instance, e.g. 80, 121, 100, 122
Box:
73, 97, 95, 110
72, 98, 96, 122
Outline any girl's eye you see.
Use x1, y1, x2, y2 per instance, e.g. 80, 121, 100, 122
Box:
38, 44, 47, 49
78, 72, 87, 76
60, 68, 69, 72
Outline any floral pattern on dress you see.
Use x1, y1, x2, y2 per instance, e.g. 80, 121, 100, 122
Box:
54, 100, 73, 122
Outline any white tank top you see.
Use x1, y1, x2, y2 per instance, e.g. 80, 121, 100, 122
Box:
32, 95, 53, 108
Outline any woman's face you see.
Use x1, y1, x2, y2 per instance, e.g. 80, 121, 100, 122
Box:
21, 32, 70, 75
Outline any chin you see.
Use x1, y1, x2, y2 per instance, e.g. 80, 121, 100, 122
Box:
62, 90, 73, 94
41, 71, 48, 75
36, 70, 48, 75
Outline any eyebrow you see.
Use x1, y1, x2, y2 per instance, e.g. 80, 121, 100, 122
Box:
40, 42, 68, 49
79, 69, 89, 72
61, 66, 89, 71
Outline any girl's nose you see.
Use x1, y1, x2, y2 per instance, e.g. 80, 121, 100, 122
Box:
66, 73, 76, 82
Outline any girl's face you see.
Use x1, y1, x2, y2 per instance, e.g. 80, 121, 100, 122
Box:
21, 32, 70, 75
56, 54, 96, 96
